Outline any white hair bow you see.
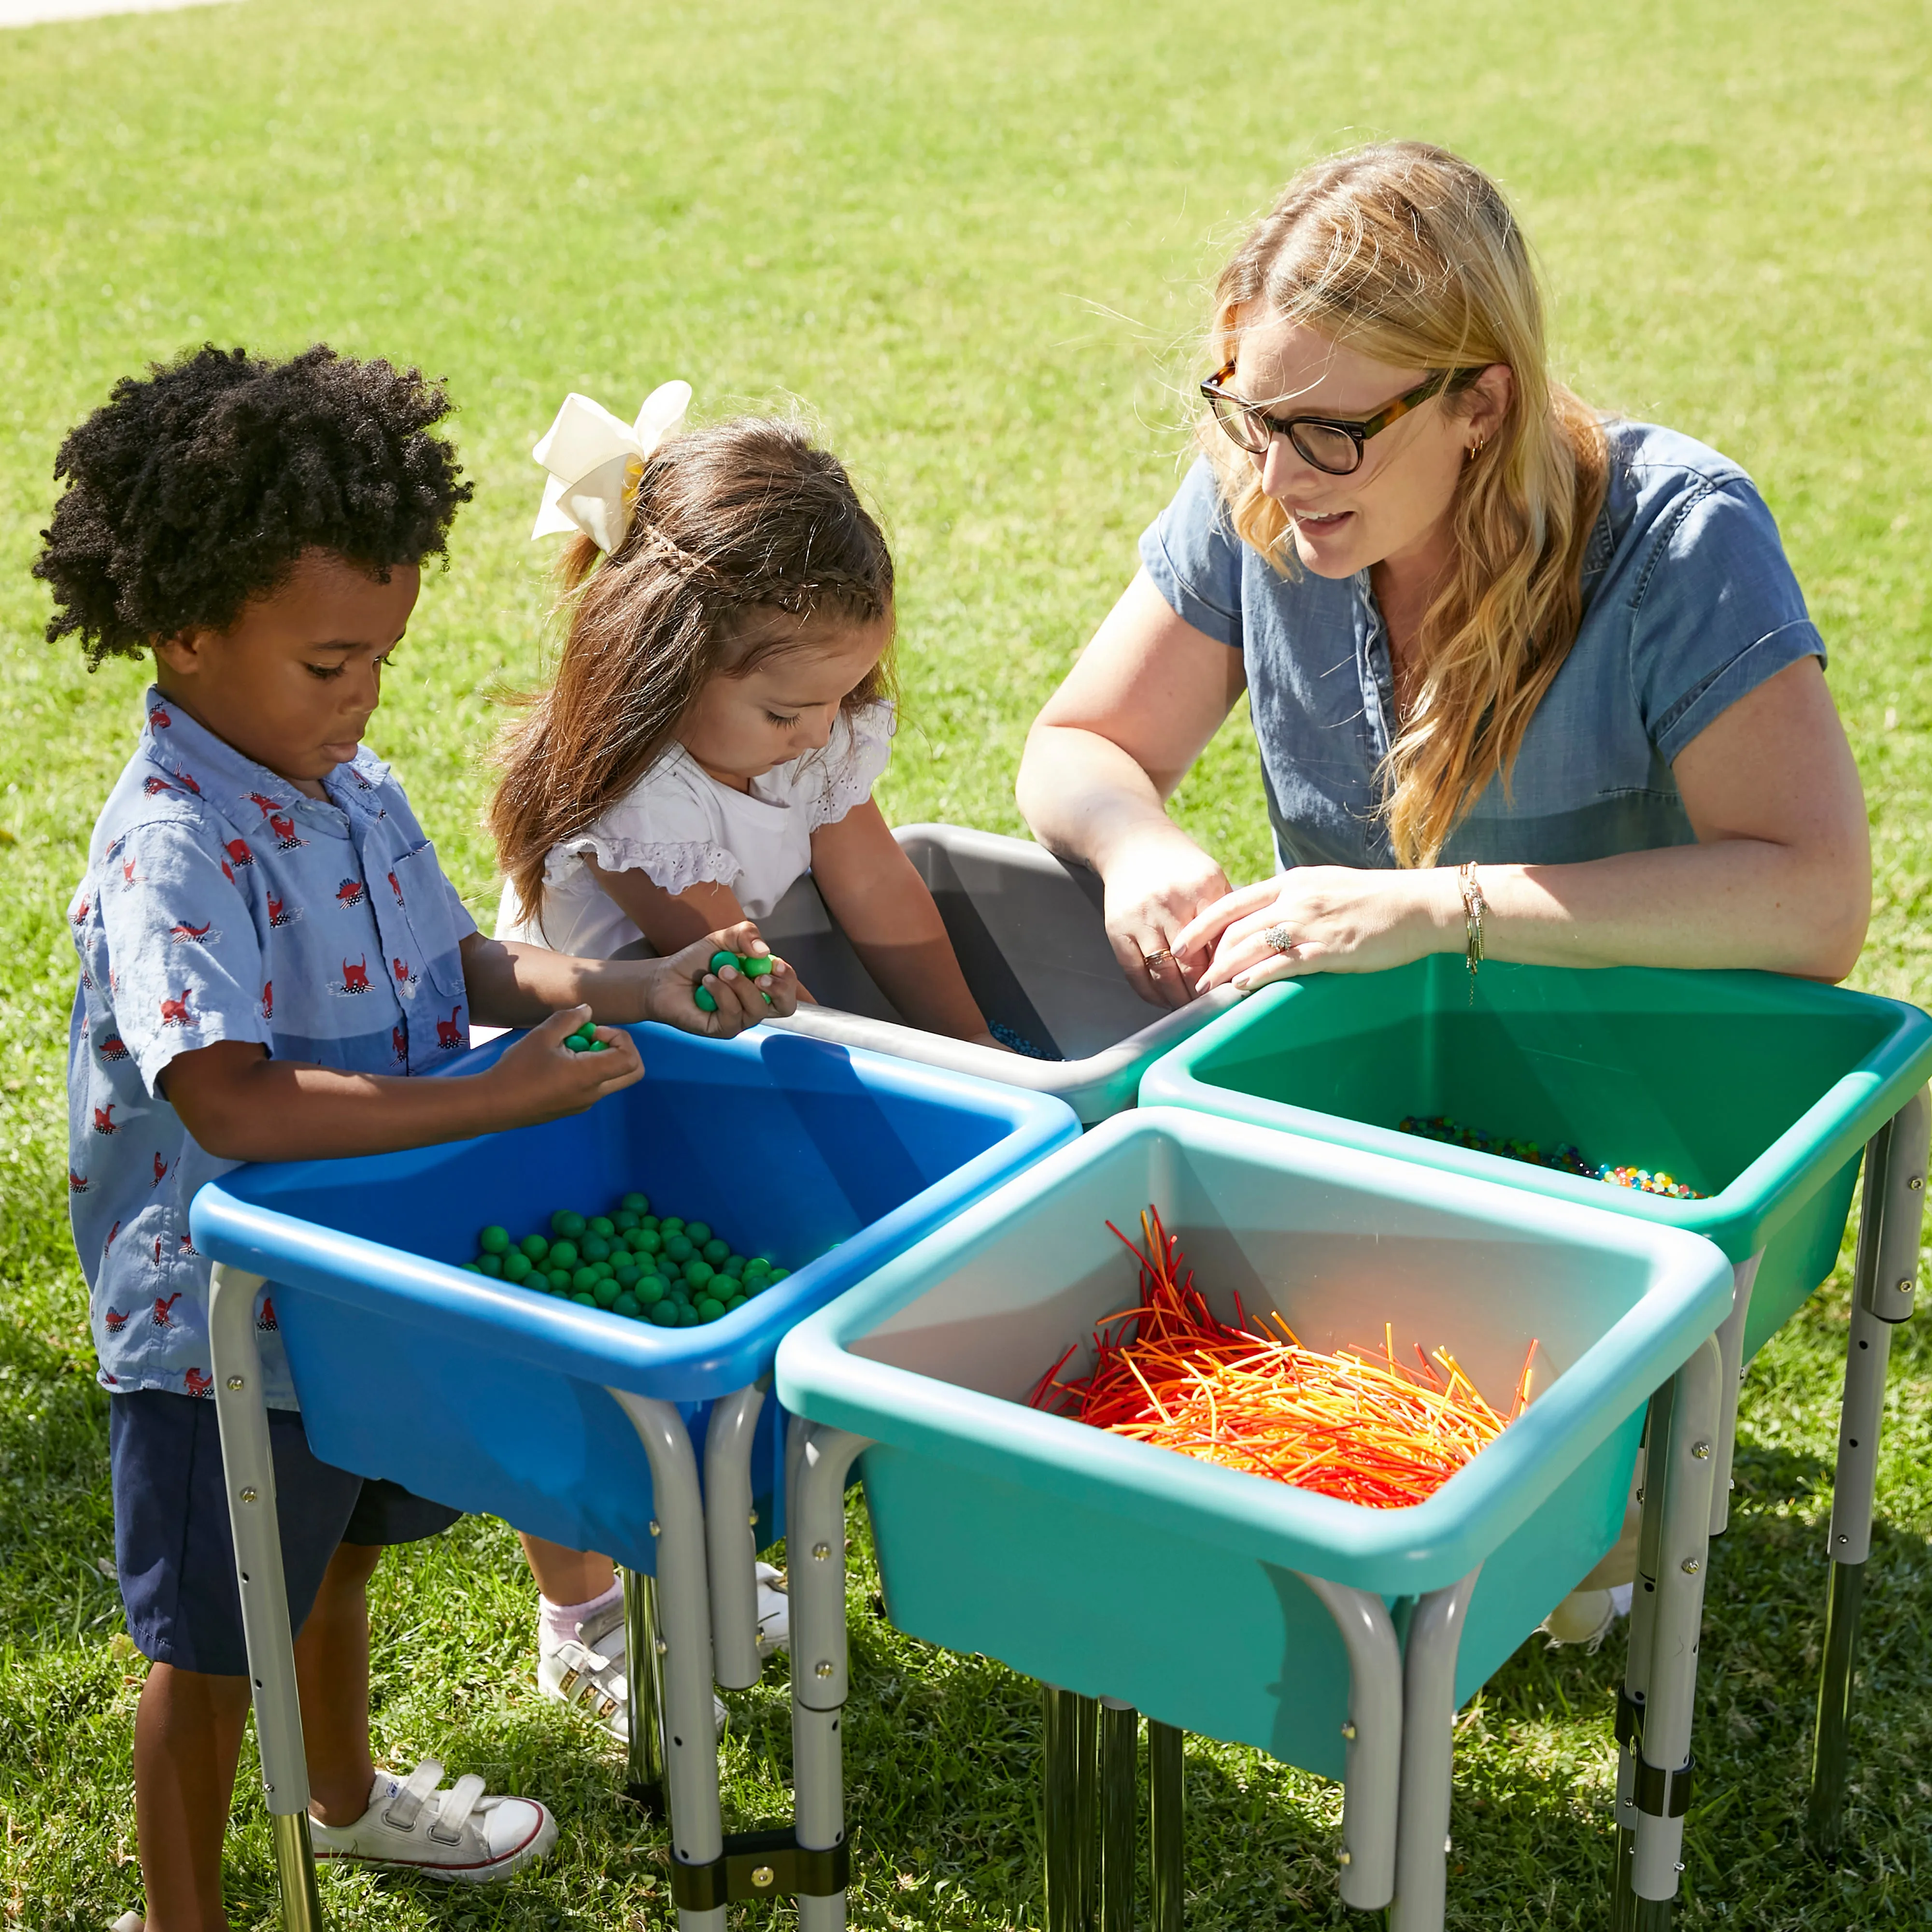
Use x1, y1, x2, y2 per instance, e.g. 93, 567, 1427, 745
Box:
529, 381, 694, 553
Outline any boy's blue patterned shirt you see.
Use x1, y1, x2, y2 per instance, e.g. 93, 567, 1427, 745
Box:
67, 689, 477, 1408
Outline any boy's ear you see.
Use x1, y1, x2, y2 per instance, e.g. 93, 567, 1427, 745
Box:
152, 628, 206, 677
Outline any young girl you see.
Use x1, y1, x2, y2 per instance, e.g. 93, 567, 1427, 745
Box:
488, 389, 1000, 1733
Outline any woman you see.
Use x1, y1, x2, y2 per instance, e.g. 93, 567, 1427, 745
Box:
1017, 142, 1869, 1006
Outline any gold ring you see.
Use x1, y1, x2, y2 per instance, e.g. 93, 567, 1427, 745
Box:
1142, 948, 1173, 968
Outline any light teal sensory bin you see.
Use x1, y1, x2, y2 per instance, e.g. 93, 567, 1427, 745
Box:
1139, 958, 1932, 1359
776, 1108, 1732, 1777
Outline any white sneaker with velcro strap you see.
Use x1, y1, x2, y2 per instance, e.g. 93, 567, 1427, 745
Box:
308, 1762, 557, 1882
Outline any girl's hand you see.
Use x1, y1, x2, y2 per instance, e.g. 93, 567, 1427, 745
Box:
1098, 826, 1234, 1009
1182, 867, 1460, 992
639, 924, 800, 1036
486, 1006, 645, 1124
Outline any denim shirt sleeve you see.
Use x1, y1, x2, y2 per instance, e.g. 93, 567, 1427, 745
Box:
1138, 457, 1245, 650
1630, 476, 1826, 764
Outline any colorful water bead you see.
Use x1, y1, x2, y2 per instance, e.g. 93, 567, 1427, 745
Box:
1396, 1115, 1703, 1199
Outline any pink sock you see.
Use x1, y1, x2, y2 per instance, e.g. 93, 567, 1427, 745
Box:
539, 1579, 622, 1651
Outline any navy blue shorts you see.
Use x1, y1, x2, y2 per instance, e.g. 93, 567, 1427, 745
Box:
110, 1389, 462, 1677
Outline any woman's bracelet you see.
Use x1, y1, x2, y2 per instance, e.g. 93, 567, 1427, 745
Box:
1458, 861, 1487, 976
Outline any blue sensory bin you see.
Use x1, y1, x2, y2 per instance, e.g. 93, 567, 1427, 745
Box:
776, 1108, 1732, 1774
189, 1024, 1078, 1574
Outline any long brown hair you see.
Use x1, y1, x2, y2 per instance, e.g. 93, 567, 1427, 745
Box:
1205, 142, 1608, 867
490, 416, 896, 925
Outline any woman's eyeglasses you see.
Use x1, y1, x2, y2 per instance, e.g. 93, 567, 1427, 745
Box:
1200, 362, 1483, 475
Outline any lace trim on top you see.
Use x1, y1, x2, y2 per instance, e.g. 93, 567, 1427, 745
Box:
545, 832, 742, 899
805, 705, 896, 831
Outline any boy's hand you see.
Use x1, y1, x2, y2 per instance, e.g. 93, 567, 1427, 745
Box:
486, 1006, 644, 1125
641, 925, 800, 1036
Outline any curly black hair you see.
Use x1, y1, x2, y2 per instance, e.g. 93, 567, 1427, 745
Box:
34, 343, 475, 666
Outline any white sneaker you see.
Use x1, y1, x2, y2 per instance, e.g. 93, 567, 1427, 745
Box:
755, 1562, 789, 1657
1542, 1581, 1634, 1651
539, 1592, 729, 1742
309, 1762, 557, 1882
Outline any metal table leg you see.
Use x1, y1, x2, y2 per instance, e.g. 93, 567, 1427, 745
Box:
1042, 1686, 1095, 1932
1387, 1567, 1481, 1932
790, 1423, 870, 1932
1808, 1087, 1929, 1850
703, 1383, 768, 1691
208, 1263, 326, 1932
1295, 1573, 1403, 1911
1612, 1406, 1661, 1932
1707, 1255, 1761, 1538
622, 1566, 668, 1814
1147, 1720, 1184, 1932
609, 1391, 724, 1932
1626, 1337, 1723, 1928
1097, 1699, 1136, 1932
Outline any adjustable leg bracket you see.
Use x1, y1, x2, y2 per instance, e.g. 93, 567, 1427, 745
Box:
1616, 1686, 1645, 1751
670, 1826, 852, 1910
1633, 1754, 1694, 1820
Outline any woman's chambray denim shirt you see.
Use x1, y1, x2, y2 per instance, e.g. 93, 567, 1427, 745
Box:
1138, 421, 1824, 870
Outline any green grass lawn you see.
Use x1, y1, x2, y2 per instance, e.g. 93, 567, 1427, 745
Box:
3, 0, 1931, 1925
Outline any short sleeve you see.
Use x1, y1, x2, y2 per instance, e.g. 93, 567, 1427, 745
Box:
805, 702, 895, 832
1138, 457, 1246, 650
95, 820, 269, 1094
1631, 479, 1826, 764
551, 758, 743, 899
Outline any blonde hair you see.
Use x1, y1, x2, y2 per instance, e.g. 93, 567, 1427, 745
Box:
1205, 141, 1607, 867
489, 417, 895, 929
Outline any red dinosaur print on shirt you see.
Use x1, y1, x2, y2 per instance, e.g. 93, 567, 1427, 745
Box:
103, 1305, 129, 1333
149, 706, 171, 729
151, 1292, 183, 1328
335, 878, 367, 909
70, 897, 89, 925
92, 1103, 119, 1135
435, 1006, 464, 1050
170, 920, 213, 944
159, 990, 195, 1027
387, 870, 403, 905
68, 1168, 88, 1193
391, 1024, 408, 1062
247, 792, 284, 815
99, 1035, 129, 1062
267, 894, 298, 927
178, 1232, 199, 1257
341, 957, 371, 994
269, 813, 304, 851
258, 1296, 278, 1331
261, 980, 273, 1021
142, 777, 174, 797
122, 856, 139, 885
184, 1367, 212, 1398
171, 768, 200, 796
154, 1151, 168, 1185
392, 956, 417, 990
225, 838, 255, 868
105, 1220, 121, 1251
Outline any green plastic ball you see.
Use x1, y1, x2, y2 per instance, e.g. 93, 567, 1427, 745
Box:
701, 1237, 729, 1265
648, 1299, 679, 1327
592, 1277, 621, 1308
548, 1268, 571, 1293
613, 1264, 640, 1289
636, 1275, 667, 1306
709, 949, 739, 976
769, 1267, 790, 1283
724, 1294, 747, 1314
572, 1292, 598, 1307
613, 1292, 641, 1319
620, 1191, 651, 1214
636, 1213, 660, 1232
479, 1225, 510, 1254
587, 1215, 614, 1238
664, 1233, 694, 1263
683, 1260, 713, 1290
548, 1239, 579, 1270
684, 1221, 712, 1246
659, 1216, 684, 1234
504, 1251, 532, 1282
477, 1253, 503, 1278
581, 1233, 611, 1263
632, 1228, 662, 1255
571, 1265, 599, 1293
551, 1210, 584, 1238
613, 1209, 639, 1232
520, 1233, 550, 1261
461, 1262, 483, 1274
694, 986, 718, 1013
696, 1296, 724, 1323
742, 953, 774, 978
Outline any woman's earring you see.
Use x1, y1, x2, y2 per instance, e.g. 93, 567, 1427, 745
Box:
1467, 438, 1486, 462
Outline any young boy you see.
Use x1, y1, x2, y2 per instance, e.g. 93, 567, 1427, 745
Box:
37, 343, 795, 1931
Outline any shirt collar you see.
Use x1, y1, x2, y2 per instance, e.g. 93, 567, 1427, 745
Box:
138, 686, 390, 821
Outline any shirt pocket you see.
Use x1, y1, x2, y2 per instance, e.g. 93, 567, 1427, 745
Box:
387, 843, 469, 1000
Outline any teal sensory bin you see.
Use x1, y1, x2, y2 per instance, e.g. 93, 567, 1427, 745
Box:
775, 1108, 1731, 1774
1140, 959, 1932, 1359
190, 1024, 1077, 1573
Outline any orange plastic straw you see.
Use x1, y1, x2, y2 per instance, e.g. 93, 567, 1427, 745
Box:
1029, 1208, 1534, 1510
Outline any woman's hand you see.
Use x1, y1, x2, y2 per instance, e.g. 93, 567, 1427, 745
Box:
635, 924, 800, 1035
1099, 826, 1235, 1009
1181, 867, 1459, 992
